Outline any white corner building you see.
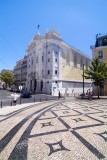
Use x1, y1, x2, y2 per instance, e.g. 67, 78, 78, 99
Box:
26, 26, 91, 96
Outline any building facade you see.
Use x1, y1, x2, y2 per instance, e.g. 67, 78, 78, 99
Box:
14, 55, 27, 90
91, 33, 107, 95
26, 26, 91, 95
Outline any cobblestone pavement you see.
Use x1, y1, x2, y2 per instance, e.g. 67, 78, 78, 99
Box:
0, 99, 107, 160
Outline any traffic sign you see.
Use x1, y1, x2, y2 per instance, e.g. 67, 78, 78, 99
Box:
19, 85, 22, 91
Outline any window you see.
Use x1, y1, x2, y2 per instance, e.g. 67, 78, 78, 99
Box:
86, 59, 88, 69
66, 52, 70, 65
36, 57, 38, 63
42, 56, 44, 62
48, 58, 50, 62
31, 59, 33, 65
98, 51, 103, 59
55, 58, 57, 62
73, 53, 77, 67
80, 57, 83, 68
55, 70, 57, 74
48, 70, 50, 74
48, 51, 50, 54
103, 38, 107, 46
55, 52, 57, 54
42, 69, 43, 74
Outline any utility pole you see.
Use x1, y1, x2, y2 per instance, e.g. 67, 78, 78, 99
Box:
83, 64, 85, 95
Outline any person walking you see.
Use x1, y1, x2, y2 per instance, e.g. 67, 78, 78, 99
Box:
13, 93, 18, 105
88, 89, 92, 101
58, 91, 61, 99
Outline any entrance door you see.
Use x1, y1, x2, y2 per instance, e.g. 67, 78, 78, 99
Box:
41, 80, 43, 93
30, 80, 32, 91
34, 79, 37, 92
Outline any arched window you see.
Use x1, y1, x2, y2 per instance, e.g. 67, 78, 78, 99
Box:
86, 59, 88, 68
73, 53, 77, 67
80, 57, 83, 68
66, 52, 70, 65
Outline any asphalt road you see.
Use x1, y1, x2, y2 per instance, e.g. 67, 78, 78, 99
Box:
0, 89, 58, 107
0, 89, 13, 101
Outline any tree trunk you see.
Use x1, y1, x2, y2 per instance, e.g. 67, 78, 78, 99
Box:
97, 85, 100, 99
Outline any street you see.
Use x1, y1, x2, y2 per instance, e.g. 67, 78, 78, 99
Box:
0, 89, 13, 101
0, 98, 107, 160
0, 89, 58, 107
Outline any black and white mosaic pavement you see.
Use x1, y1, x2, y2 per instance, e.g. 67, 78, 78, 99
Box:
0, 99, 107, 160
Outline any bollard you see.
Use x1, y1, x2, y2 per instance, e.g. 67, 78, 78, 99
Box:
20, 98, 21, 104
1, 101, 2, 108
11, 100, 12, 106
34, 98, 35, 103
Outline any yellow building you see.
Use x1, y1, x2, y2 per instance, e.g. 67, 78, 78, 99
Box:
91, 33, 107, 95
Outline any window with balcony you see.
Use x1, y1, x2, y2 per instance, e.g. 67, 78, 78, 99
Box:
31, 59, 33, 65
103, 38, 107, 46
48, 58, 50, 62
55, 58, 57, 62
48, 70, 50, 74
55, 70, 57, 74
98, 51, 103, 59
42, 56, 44, 62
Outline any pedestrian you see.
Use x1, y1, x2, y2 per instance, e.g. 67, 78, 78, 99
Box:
86, 90, 88, 95
88, 89, 92, 101
13, 93, 17, 105
72, 89, 74, 93
58, 91, 61, 99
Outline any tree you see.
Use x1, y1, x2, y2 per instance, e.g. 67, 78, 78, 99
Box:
84, 58, 107, 98
0, 71, 14, 88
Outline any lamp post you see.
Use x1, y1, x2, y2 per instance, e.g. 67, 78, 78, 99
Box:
83, 64, 85, 95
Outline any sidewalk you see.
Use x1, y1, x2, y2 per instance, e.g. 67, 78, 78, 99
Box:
0, 102, 40, 115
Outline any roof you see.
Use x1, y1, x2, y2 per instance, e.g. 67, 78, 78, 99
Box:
96, 33, 107, 39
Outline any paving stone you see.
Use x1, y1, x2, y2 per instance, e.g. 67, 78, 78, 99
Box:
0, 99, 107, 159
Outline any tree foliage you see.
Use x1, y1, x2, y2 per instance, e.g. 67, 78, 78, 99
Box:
0, 71, 14, 87
84, 58, 107, 98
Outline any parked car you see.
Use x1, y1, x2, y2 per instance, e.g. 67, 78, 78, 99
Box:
21, 92, 32, 98
79, 93, 88, 99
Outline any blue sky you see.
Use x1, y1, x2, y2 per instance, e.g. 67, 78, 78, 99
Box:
0, 0, 107, 71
